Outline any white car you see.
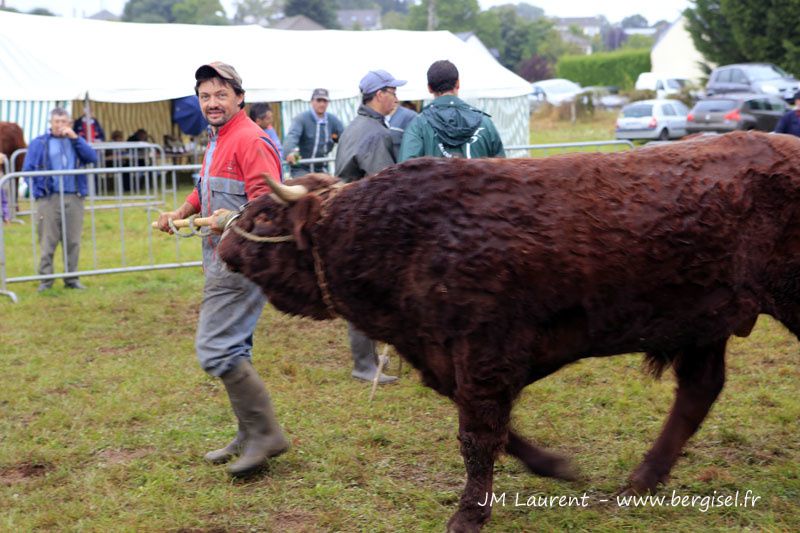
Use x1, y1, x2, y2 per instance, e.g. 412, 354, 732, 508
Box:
635, 73, 690, 99
615, 99, 690, 141
529, 78, 582, 107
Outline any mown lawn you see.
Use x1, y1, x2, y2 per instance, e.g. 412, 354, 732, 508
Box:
1, 122, 798, 532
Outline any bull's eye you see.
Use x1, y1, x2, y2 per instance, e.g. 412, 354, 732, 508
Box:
255, 214, 273, 228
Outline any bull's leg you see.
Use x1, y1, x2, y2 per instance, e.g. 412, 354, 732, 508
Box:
446, 335, 517, 533
447, 396, 512, 533
626, 340, 727, 493
506, 430, 578, 481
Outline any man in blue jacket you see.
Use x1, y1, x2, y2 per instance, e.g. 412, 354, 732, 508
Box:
775, 90, 800, 137
23, 108, 98, 291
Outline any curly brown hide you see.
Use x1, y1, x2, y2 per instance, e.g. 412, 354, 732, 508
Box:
0, 122, 26, 171
217, 131, 800, 531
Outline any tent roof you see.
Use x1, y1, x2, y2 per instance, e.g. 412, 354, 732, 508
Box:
0, 11, 531, 103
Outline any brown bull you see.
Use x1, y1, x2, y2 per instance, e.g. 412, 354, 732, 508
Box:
0, 121, 26, 171
217, 131, 800, 532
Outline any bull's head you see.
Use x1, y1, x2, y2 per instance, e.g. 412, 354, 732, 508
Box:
253, 172, 340, 250
216, 172, 341, 320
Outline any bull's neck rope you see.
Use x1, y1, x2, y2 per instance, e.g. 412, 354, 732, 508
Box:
310, 184, 346, 319
224, 183, 346, 319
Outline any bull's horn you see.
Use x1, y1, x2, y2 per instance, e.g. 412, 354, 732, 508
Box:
263, 174, 308, 202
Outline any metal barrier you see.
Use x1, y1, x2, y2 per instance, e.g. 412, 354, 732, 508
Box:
11, 141, 169, 215
0, 164, 198, 303
1, 155, 10, 224
8, 143, 173, 219
90, 142, 168, 199
505, 140, 635, 157
283, 155, 335, 177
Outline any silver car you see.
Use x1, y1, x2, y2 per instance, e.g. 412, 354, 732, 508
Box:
615, 99, 690, 141
705, 63, 800, 103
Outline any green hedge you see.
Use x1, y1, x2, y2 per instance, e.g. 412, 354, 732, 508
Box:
556, 49, 651, 90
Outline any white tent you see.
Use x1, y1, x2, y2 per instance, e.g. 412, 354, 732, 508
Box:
0, 10, 531, 147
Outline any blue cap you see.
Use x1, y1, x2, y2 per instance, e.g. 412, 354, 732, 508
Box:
359, 70, 407, 95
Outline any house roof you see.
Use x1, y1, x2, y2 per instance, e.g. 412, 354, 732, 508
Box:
271, 15, 325, 31
554, 16, 603, 27
87, 9, 118, 21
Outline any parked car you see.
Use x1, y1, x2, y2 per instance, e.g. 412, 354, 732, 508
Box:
529, 78, 582, 108
581, 86, 629, 109
705, 63, 800, 102
635, 73, 690, 99
615, 99, 690, 141
686, 93, 787, 134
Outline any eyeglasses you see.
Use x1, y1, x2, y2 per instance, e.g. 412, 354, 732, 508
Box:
381, 88, 397, 97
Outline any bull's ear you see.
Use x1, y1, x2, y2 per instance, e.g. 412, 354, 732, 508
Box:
288, 195, 322, 251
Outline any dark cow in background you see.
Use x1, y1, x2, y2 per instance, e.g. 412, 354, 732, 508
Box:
0, 121, 26, 170
0, 122, 27, 220
218, 131, 800, 532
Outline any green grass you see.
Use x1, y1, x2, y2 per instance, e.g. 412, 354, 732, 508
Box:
1, 131, 798, 532
530, 108, 619, 145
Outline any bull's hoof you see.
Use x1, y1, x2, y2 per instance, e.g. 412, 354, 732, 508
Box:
446, 514, 483, 533
619, 469, 666, 496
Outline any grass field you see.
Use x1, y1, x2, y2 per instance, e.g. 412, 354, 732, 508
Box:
1, 121, 798, 532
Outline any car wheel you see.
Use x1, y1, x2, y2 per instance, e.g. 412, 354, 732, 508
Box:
658, 128, 669, 141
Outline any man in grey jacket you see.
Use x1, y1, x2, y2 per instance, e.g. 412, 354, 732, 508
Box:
283, 88, 344, 177
335, 69, 407, 383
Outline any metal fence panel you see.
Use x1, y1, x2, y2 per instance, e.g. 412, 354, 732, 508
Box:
0, 164, 199, 303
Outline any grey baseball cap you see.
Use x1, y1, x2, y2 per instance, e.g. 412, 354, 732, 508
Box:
195, 62, 242, 86
311, 88, 330, 101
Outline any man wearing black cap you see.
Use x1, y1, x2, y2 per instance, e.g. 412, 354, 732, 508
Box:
283, 88, 344, 176
156, 61, 289, 477
399, 59, 504, 161
334, 69, 408, 384
775, 90, 800, 137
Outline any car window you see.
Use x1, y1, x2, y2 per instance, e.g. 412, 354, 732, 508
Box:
768, 99, 787, 111
744, 64, 790, 81
693, 99, 738, 113
746, 99, 763, 111
656, 81, 664, 90
674, 101, 689, 115
732, 69, 749, 84
717, 69, 732, 83
661, 104, 676, 116
667, 79, 686, 89
622, 104, 653, 118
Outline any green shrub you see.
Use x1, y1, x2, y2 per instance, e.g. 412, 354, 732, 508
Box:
556, 49, 651, 90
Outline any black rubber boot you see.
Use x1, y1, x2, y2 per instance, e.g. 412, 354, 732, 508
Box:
349, 323, 398, 384
221, 360, 290, 477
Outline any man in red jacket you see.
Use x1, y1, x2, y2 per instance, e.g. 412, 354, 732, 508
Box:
157, 62, 288, 477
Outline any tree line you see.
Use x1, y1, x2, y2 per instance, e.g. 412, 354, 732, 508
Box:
684, 0, 800, 76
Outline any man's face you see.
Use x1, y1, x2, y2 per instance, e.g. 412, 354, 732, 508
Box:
50, 114, 71, 137
255, 110, 273, 129
376, 87, 398, 115
311, 97, 329, 116
197, 78, 243, 128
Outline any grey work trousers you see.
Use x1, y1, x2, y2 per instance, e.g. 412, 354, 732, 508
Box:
195, 256, 268, 378
36, 193, 84, 286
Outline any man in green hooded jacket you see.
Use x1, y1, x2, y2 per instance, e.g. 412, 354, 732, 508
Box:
398, 60, 505, 162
